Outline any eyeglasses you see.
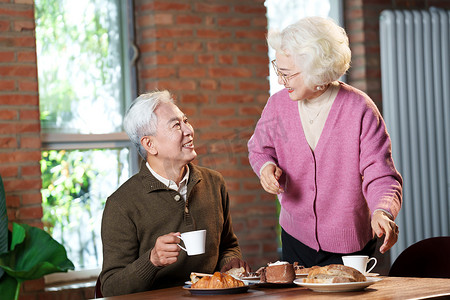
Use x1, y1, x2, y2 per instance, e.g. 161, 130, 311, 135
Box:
271, 59, 300, 85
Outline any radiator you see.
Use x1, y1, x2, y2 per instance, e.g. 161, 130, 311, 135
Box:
379, 7, 450, 263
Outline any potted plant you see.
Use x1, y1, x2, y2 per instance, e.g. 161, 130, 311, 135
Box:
0, 174, 74, 300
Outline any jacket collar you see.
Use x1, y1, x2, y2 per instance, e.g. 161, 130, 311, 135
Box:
139, 160, 202, 194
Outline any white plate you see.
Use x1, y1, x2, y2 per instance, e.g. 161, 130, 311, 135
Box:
242, 279, 260, 285
294, 277, 382, 292
240, 275, 260, 280
366, 273, 379, 277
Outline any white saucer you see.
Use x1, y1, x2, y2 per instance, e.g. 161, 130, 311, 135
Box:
366, 273, 380, 277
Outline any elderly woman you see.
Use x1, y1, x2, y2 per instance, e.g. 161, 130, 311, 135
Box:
248, 16, 403, 267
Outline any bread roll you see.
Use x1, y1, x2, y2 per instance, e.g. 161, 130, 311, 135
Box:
303, 264, 366, 283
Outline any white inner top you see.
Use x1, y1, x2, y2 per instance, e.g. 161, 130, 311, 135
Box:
298, 81, 340, 151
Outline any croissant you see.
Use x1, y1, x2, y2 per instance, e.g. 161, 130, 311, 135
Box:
191, 272, 245, 289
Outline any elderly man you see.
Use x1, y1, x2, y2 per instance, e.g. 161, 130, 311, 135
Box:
100, 90, 247, 296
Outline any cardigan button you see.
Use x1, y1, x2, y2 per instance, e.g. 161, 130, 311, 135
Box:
174, 195, 181, 201
185, 207, 189, 213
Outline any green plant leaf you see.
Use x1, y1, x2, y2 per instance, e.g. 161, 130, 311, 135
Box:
0, 223, 74, 282
9, 223, 25, 252
0, 272, 18, 300
0, 174, 8, 279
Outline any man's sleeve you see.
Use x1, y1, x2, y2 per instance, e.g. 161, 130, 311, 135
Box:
99, 198, 161, 296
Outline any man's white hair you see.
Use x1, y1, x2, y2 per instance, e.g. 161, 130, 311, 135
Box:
123, 90, 173, 159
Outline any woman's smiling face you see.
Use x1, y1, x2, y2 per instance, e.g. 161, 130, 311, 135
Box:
274, 52, 323, 101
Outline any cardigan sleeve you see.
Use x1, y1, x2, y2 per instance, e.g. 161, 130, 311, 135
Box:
100, 197, 161, 296
248, 94, 279, 176
359, 100, 403, 219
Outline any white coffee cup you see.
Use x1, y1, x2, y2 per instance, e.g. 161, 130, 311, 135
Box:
342, 255, 377, 275
177, 229, 206, 256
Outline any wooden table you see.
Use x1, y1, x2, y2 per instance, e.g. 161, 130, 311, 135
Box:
96, 277, 450, 299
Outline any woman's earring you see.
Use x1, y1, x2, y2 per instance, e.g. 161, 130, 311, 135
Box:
316, 85, 323, 91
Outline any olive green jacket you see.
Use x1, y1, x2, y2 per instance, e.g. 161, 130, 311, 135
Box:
100, 161, 242, 296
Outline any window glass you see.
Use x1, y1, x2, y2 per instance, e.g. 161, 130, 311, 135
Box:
41, 149, 129, 269
35, 0, 124, 134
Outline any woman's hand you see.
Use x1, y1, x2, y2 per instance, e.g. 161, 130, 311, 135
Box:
371, 210, 399, 254
150, 232, 181, 267
260, 163, 284, 194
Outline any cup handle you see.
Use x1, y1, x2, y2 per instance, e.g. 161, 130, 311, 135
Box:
177, 244, 187, 252
366, 257, 377, 274
177, 236, 187, 252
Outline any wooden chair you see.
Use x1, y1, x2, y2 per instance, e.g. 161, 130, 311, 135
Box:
389, 236, 450, 278
94, 277, 103, 298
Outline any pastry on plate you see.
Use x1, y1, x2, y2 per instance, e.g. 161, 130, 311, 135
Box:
293, 262, 319, 277
303, 264, 366, 283
226, 267, 247, 277
191, 272, 245, 289
257, 261, 296, 284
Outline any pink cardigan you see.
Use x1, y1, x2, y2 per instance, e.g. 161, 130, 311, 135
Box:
248, 82, 402, 253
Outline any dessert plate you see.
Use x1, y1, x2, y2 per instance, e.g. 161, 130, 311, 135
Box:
183, 284, 250, 295
293, 277, 382, 292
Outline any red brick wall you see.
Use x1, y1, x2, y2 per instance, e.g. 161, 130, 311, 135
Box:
0, 1, 46, 298
0, 0, 42, 227
1, 0, 450, 299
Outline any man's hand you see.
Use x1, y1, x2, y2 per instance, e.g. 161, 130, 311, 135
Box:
150, 232, 182, 267
371, 210, 399, 254
220, 257, 251, 273
260, 163, 284, 194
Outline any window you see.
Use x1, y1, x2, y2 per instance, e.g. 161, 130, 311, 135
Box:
35, 0, 138, 280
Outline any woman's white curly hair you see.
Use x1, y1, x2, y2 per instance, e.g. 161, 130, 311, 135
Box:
268, 16, 351, 89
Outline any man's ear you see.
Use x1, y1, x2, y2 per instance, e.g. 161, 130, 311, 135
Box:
141, 136, 157, 155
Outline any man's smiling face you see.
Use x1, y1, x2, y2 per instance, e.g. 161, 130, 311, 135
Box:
151, 102, 197, 171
